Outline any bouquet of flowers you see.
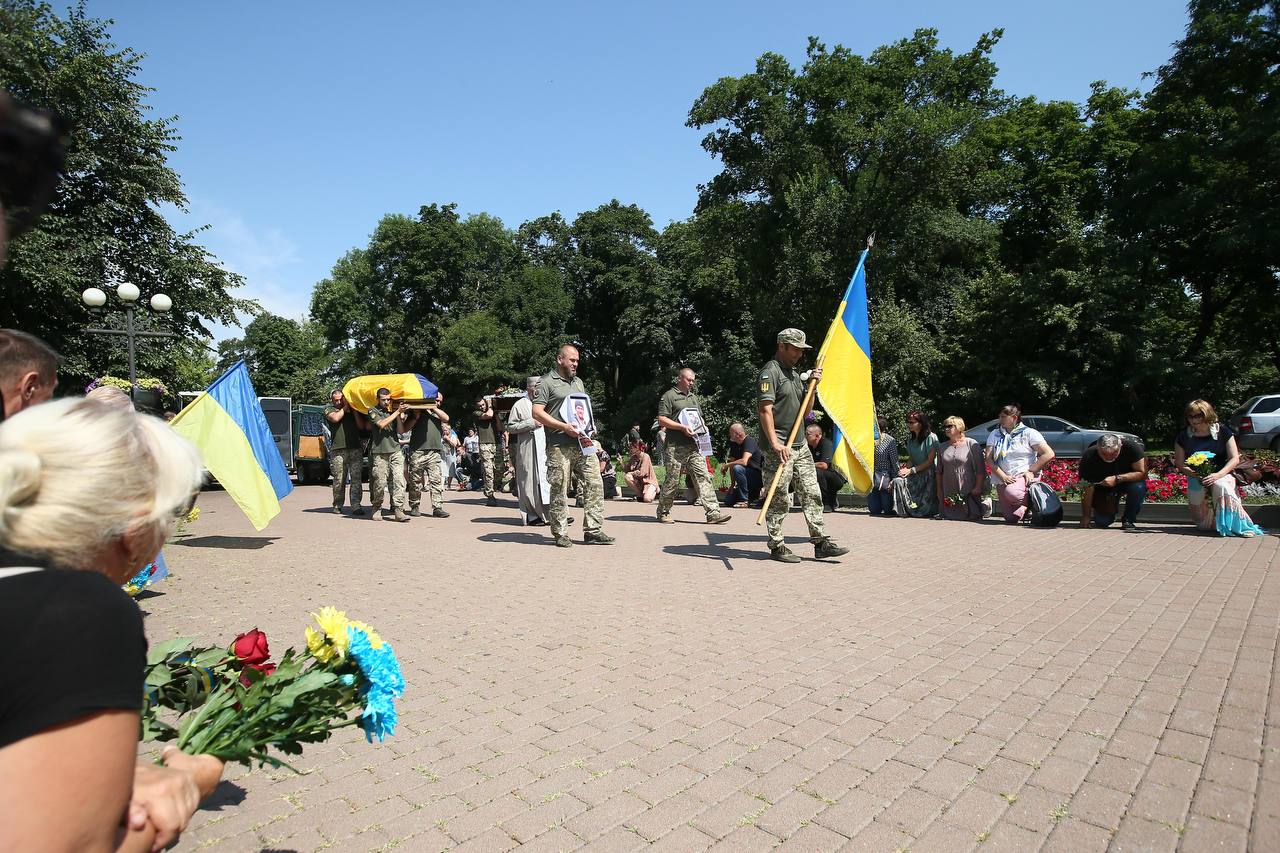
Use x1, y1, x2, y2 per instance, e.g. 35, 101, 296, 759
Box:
941, 492, 965, 508
1185, 451, 1217, 479
141, 607, 404, 771
123, 554, 170, 598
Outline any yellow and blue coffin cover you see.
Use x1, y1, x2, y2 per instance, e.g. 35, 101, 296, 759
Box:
341, 374, 439, 411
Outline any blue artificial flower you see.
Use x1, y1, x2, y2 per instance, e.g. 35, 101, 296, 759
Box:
346, 625, 406, 743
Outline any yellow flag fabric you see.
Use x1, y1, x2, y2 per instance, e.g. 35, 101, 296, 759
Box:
816, 249, 876, 493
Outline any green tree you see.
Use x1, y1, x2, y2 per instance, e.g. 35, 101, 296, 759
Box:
216, 313, 328, 402
310, 206, 520, 381
1117, 0, 1279, 364
566, 201, 676, 419
0, 1, 252, 392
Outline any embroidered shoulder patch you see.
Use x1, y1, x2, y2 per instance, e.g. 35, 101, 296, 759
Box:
760, 380, 770, 393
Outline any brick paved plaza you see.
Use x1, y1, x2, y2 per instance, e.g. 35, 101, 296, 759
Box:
154, 487, 1278, 852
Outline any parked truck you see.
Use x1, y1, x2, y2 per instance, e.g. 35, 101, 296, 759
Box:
257, 397, 331, 485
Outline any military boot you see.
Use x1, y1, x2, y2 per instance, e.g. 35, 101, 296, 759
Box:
705, 511, 731, 525
770, 544, 802, 564
814, 538, 850, 559
584, 531, 616, 545
554, 535, 574, 548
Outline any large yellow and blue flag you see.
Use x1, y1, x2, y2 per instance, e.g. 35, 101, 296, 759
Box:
170, 360, 293, 530
816, 247, 876, 493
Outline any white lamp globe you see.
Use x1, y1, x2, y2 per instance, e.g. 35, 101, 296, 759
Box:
81, 287, 107, 308
150, 293, 173, 313
116, 282, 141, 302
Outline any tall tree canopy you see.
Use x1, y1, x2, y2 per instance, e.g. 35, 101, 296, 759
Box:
0, 1, 251, 391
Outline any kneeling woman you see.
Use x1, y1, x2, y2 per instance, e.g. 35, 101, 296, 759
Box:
891, 411, 939, 518
985, 403, 1054, 523
936, 416, 988, 521
0, 398, 223, 851
1174, 399, 1264, 537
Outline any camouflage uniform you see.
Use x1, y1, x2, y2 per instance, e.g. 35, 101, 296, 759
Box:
535, 369, 607, 541
761, 448, 827, 549
407, 449, 444, 512
479, 443, 498, 497
329, 448, 363, 510
758, 331, 832, 552
655, 385, 722, 520
546, 443, 604, 536
367, 405, 408, 516
324, 403, 363, 510
658, 445, 720, 518
407, 407, 447, 514
369, 449, 408, 513
473, 403, 503, 499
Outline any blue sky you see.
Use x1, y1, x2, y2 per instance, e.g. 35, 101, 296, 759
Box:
88, 1, 1190, 339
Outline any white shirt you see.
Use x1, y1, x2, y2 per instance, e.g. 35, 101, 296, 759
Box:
986, 426, 1046, 476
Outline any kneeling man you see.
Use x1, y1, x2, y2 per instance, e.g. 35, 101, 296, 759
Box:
1079, 433, 1148, 530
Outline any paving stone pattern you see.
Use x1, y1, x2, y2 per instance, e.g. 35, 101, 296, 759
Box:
153, 488, 1279, 852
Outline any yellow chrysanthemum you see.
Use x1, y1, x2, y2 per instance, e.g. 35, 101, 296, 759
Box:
305, 625, 338, 663
306, 606, 351, 662
348, 619, 384, 648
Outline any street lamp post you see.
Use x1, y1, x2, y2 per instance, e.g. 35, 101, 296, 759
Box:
82, 283, 177, 392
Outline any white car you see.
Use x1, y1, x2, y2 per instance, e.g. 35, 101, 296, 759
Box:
966, 416, 1144, 459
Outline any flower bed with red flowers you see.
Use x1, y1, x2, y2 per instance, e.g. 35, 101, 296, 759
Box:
1019, 452, 1280, 503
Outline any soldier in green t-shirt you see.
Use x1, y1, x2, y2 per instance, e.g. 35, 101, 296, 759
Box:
472, 394, 503, 506
324, 388, 366, 516
532, 343, 614, 547
655, 367, 730, 525
757, 329, 849, 563
366, 387, 410, 522
404, 391, 451, 519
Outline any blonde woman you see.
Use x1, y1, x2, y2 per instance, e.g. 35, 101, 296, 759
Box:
1173, 399, 1264, 537
0, 398, 223, 851
935, 416, 988, 521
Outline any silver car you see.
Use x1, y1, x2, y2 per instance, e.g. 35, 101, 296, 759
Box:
966, 415, 1144, 459
1231, 394, 1280, 451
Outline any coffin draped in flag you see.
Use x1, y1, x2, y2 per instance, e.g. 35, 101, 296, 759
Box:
340, 373, 439, 412
170, 360, 293, 530
816, 248, 876, 493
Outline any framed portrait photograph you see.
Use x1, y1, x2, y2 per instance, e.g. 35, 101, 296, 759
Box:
559, 393, 597, 455
678, 407, 714, 456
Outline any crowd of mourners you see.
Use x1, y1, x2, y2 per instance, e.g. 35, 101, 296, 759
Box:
864, 402, 1266, 538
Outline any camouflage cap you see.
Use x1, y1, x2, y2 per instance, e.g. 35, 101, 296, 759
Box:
777, 328, 812, 349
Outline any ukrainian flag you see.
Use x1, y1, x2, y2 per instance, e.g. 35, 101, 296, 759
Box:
816, 247, 876, 493
170, 360, 293, 530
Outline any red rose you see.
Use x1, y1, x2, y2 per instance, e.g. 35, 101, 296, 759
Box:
238, 661, 276, 688
231, 628, 271, 667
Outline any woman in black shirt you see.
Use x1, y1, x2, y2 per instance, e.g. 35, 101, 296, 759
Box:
0, 397, 223, 851
1172, 399, 1264, 537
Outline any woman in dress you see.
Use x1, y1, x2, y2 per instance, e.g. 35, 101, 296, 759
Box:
0, 397, 223, 851
935, 416, 987, 521
1173, 399, 1264, 537
891, 411, 939, 517
867, 415, 899, 517
624, 440, 659, 503
984, 403, 1055, 523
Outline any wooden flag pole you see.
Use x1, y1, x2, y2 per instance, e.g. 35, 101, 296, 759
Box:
755, 353, 826, 526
